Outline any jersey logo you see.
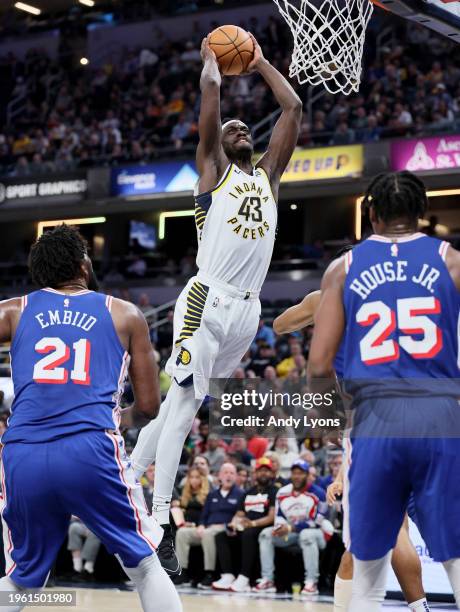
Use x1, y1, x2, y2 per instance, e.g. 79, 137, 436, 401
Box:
391, 243, 398, 257
64, 298, 70, 307
212, 297, 219, 308
177, 347, 191, 366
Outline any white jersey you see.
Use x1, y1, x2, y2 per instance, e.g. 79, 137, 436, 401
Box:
194, 163, 277, 293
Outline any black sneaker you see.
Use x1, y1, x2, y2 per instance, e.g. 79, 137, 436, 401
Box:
71, 570, 95, 583
172, 569, 191, 587
197, 572, 214, 590
158, 524, 181, 577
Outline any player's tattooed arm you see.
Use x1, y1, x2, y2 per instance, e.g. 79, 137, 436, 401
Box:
250, 34, 302, 199
444, 243, 460, 292
307, 256, 346, 383
196, 36, 227, 192
273, 290, 322, 334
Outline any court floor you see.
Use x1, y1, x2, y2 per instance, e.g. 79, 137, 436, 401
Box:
35, 588, 457, 611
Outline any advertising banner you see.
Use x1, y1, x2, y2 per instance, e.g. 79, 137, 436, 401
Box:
281, 145, 363, 182
111, 162, 199, 197
391, 135, 460, 172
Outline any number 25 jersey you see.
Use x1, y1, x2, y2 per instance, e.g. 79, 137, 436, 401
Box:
342, 233, 460, 401
194, 163, 277, 293
3, 289, 128, 444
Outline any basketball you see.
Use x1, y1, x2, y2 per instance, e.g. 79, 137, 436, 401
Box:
208, 25, 255, 76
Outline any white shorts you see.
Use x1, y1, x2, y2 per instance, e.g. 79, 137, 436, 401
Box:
166, 273, 261, 400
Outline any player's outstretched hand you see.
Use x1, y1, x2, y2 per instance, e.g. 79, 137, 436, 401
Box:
201, 36, 217, 64
326, 480, 343, 505
245, 33, 266, 73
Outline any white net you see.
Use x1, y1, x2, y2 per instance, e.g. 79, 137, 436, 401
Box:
273, 0, 374, 95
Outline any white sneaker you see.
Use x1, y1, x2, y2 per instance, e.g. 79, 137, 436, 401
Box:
253, 577, 276, 593
212, 574, 236, 591
301, 581, 319, 596
229, 575, 251, 592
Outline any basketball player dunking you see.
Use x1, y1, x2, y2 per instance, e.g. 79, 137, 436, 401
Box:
131, 33, 302, 574
0, 225, 182, 612
308, 172, 460, 611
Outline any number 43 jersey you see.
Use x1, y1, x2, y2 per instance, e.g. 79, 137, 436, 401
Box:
342, 233, 460, 401
194, 164, 277, 293
4, 289, 128, 444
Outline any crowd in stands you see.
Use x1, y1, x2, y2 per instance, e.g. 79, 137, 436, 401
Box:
1, 8, 460, 176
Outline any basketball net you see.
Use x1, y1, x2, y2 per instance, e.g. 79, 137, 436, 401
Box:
273, 0, 374, 95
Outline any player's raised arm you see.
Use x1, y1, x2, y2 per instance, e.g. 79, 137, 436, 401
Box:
0, 298, 21, 344
250, 35, 302, 197
307, 257, 346, 381
196, 37, 227, 191
273, 290, 322, 334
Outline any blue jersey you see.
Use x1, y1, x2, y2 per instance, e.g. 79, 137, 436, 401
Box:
342, 234, 460, 403
3, 289, 128, 444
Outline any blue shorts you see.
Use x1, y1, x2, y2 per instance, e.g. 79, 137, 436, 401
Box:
1, 430, 163, 588
348, 398, 460, 562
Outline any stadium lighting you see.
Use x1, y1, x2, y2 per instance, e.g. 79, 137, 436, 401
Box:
14, 2, 41, 15
80, 57, 90, 66
290, 204, 298, 210
79, 0, 95, 6
355, 188, 460, 240
159, 210, 194, 240
37, 217, 106, 238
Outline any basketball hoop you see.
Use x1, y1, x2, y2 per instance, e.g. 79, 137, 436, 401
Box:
273, 0, 374, 95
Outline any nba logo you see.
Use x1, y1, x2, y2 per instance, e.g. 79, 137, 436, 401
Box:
64, 298, 70, 307
391, 243, 398, 257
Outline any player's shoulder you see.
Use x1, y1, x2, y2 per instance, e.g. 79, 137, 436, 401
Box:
0, 297, 22, 310
110, 296, 143, 318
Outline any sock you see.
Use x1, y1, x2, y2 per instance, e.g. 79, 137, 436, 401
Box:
408, 598, 430, 611
73, 556, 83, 572
152, 495, 171, 526
0, 576, 27, 612
83, 561, 95, 574
334, 575, 353, 611
121, 554, 182, 612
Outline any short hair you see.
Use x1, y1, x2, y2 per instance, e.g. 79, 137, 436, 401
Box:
29, 224, 88, 288
362, 171, 428, 223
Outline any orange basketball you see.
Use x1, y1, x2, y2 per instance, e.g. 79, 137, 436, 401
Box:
208, 25, 255, 76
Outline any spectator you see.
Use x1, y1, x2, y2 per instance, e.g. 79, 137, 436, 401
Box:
227, 436, 254, 467
249, 343, 277, 377
172, 466, 209, 529
67, 518, 101, 581
251, 319, 276, 352
264, 451, 288, 488
141, 463, 156, 509
247, 429, 269, 460
236, 464, 250, 490
203, 434, 226, 474
275, 342, 303, 378
255, 460, 332, 595
212, 457, 277, 592
273, 437, 300, 479
174, 463, 244, 588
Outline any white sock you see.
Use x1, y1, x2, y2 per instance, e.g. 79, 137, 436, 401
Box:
130, 394, 171, 479
121, 554, 182, 612
151, 496, 171, 526
349, 551, 392, 612
334, 575, 353, 611
73, 556, 83, 572
443, 558, 460, 608
84, 561, 95, 574
408, 598, 430, 611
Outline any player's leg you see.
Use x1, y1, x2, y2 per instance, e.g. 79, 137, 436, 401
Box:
62, 430, 182, 612
130, 391, 172, 479
334, 551, 354, 611
348, 434, 410, 611
0, 442, 72, 609
410, 433, 460, 607
349, 551, 392, 612
391, 516, 429, 611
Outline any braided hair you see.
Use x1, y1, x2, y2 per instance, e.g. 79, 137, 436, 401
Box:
29, 224, 88, 288
362, 171, 428, 224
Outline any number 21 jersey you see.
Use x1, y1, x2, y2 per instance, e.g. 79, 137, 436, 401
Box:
342, 233, 460, 401
194, 163, 277, 292
3, 289, 128, 444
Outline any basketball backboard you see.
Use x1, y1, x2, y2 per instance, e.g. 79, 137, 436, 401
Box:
375, 0, 460, 42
